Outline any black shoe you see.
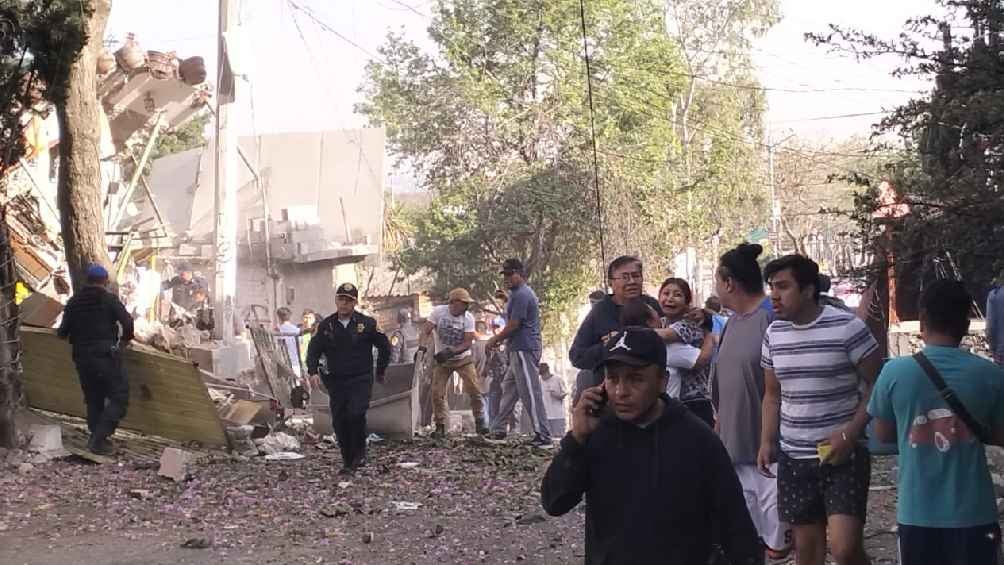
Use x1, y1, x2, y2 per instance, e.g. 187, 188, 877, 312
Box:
489, 431, 506, 441
475, 421, 489, 436
529, 436, 552, 448
431, 424, 446, 439
88, 437, 116, 456
337, 466, 355, 476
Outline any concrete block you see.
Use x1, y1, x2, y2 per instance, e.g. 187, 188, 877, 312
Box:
448, 413, 463, 434
158, 447, 194, 482
27, 425, 62, 453
454, 412, 475, 434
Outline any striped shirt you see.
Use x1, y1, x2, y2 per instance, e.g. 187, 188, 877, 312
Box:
761, 306, 878, 459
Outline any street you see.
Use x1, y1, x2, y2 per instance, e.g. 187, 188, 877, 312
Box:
1, 437, 902, 565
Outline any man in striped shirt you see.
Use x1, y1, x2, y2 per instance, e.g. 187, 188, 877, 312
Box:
757, 255, 882, 565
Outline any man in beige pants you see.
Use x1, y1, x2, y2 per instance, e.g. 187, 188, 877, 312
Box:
423, 288, 487, 437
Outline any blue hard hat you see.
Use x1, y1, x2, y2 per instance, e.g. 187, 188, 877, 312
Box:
86, 264, 109, 280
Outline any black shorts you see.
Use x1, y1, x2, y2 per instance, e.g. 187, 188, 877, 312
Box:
899, 523, 1001, 565
777, 444, 870, 525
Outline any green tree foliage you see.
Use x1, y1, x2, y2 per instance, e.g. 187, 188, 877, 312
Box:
0, 0, 92, 448
0, 0, 90, 169
359, 0, 776, 342
809, 0, 1004, 292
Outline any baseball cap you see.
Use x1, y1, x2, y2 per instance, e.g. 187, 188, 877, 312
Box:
335, 282, 359, 300
86, 264, 109, 281
500, 258, 524, 274
176, 262, 192, 273
596, 328, 667, 371
448, 288, 474, 303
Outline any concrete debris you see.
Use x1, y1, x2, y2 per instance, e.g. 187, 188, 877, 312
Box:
254, 432, 300, 455
129, 489, 153, 500
362, 532, 374, 544
264, 452, 304, 461
180, 537, 212, 549
158, 447, 195, 482
389, 501, 421, 512
225, 425, 258, 457
17, 462, 34, 474
515, 513, 546, 526
27, 424, 62, 453
320, 502, 352, 518
994, 474, 1004, 498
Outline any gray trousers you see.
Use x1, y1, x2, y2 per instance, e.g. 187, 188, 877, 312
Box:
489, 350, 551, 440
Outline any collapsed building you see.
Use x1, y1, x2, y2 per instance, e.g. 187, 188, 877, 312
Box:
11, 35, 424, 453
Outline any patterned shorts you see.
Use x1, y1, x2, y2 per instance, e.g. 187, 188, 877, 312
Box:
777, 444, 870, 525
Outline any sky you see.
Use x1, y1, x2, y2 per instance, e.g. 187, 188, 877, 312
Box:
105, 0, 936, 145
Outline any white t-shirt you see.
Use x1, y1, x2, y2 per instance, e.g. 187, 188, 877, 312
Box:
277, 321, 302, 377
541, 375, 567, 420
429, 305, 476, 359
665, 343, 700, 399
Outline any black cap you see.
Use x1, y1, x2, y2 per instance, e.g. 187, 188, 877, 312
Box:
176, 262, 192, 273
596, 328, 667, 371
335, 282, 359, 300
500, 258, 524, 274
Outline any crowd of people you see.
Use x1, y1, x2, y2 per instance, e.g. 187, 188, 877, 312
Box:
55, 241, 1004, 563
539, 243, 1004, 565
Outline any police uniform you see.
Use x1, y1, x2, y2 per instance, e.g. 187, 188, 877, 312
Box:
306, 283, 390, 471
57, 265, 134, 454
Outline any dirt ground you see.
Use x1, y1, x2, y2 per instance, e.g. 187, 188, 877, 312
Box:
0, 436, 901, 565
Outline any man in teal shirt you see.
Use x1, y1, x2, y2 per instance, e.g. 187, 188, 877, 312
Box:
868, 279, 1004, 565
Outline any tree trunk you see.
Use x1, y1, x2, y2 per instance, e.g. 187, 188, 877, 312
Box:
0, 207, 19, 448
56, 0, 112, 290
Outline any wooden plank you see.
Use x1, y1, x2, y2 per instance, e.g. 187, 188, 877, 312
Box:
21, 328, 229, 447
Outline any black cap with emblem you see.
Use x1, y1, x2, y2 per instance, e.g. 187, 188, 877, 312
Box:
596, 327, 667, 371
335, 282, 359, 300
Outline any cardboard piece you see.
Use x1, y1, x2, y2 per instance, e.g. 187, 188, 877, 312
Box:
220, 400, 262, 425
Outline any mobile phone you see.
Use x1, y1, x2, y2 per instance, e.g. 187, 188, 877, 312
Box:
589, 386, 608, 417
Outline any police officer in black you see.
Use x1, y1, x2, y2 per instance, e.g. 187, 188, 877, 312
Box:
57, 264, 134, 455
306, 282, 391, 475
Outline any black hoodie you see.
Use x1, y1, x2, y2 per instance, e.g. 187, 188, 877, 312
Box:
540, 395, 763, 565
569, 294, 663, 371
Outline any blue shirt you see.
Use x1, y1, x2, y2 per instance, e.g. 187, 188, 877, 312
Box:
867, 345, 1004, 528
505, 282, 541, 354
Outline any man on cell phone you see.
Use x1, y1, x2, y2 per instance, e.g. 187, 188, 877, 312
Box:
541, 327, 763, 564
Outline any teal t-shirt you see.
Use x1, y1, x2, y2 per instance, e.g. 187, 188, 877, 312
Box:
867, 345, 1004, 528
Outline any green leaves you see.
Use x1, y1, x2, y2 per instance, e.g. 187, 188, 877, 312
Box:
361, 0, 776, 343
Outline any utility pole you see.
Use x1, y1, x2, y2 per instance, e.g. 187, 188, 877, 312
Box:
767, 137, 780, 256
767, 131, 795, 256
214, 0, 239, 344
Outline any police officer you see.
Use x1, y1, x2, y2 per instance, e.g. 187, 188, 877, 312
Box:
306, 283, 391, 475
162, 262, 208, 315
57, 264, 134, 455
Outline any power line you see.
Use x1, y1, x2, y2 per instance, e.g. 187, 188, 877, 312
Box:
579, 0, 606, 277
286, 0, 385, 64
770, 111, 891, 124
384, 0, 427, 18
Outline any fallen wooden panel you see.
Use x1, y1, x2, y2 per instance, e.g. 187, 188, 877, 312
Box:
21, 328, 228, 447
311, 361, 419, 439
19, 292, 63, 327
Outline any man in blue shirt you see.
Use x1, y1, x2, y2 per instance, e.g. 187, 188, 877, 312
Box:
486, 258, 551, 447
868, 279, 1004, 565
